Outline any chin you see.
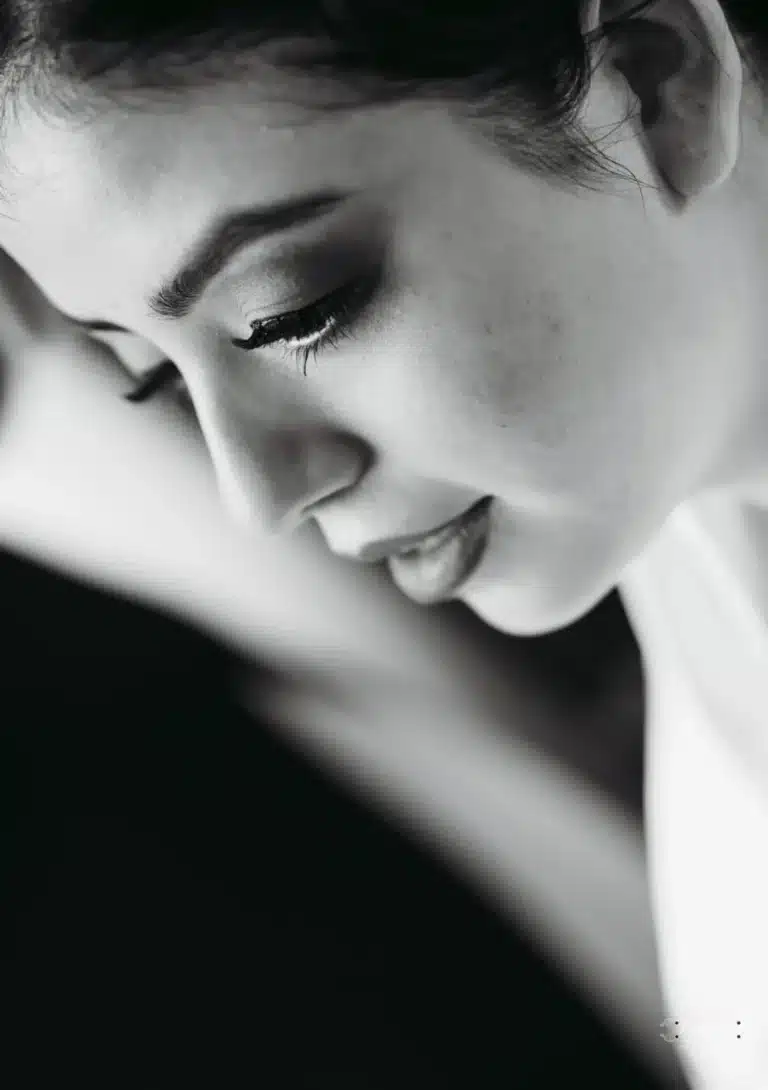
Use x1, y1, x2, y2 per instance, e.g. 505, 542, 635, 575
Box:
457, 576, 611, 639
454, 496, 631, 637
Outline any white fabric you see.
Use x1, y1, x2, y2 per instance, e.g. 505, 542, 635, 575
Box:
619, 499, 768, 1090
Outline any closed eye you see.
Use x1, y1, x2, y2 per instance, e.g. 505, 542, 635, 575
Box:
122, 358, 184, 403
86, 328, 190, 407
230, 266, 383, 377
86, 258, 383, 408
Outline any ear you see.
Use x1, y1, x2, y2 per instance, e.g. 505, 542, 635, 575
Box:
582, 0, 744, 204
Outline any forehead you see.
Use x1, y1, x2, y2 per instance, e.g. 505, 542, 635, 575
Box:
0, 76, 402, 317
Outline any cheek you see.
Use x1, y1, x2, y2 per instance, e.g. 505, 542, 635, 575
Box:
468, 286, 569, 402
352, 277, 594, 485
454, 318, 669, 523
438, 286, 599, 460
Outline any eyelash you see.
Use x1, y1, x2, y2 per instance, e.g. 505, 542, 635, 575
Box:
123, 269, 378, 406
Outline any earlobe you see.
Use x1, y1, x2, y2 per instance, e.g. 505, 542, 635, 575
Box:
588, 0, 744, 205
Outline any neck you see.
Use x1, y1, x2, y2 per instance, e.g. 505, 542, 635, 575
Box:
697, 86, 768, 500
669, 81, 768, 625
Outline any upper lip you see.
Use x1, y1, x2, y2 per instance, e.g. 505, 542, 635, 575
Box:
356, 498, 487, 564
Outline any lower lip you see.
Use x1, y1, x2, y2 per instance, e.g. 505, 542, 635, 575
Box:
387, 496, 494, 605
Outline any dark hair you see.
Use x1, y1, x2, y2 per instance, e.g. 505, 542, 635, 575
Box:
0, 0, 766, 200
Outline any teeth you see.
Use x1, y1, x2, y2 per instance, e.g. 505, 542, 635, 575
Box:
393, 497, 492, 559
399, 522, 457, 556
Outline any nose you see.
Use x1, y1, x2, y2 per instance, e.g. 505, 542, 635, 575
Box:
197, 412, 373, 535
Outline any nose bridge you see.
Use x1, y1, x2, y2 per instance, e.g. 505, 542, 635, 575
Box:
191, 384, 372, 534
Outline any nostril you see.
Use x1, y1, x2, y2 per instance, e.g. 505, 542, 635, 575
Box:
305, 431, 373, 499
307, 439, 357, 494
204, 424, 374, 536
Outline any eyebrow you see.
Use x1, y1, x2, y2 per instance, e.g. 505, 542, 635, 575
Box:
71, 188, 350, 333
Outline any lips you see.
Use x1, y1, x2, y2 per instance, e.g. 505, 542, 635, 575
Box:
357, 502, 488, 565
387, 495, 494, 605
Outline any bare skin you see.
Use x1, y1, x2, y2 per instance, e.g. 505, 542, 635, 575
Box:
0, 0, 767, 642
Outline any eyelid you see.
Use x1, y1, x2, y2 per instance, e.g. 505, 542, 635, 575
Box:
248, 281, 341, 327
88, 327, 168, 379
233, 231, 377, 323
231, 275, 367, 352
239, 286, 307, 327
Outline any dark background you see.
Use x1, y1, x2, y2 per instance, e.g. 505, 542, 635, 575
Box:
0, 545, 680, 1088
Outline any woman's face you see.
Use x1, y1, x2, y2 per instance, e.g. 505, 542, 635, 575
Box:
0, 38, 766, 636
